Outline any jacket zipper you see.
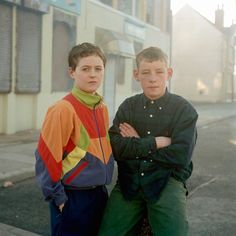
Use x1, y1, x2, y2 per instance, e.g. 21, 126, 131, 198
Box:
93, 105, 107, 184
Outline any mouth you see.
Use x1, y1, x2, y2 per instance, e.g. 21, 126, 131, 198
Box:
88, 81, 98, 84
148, 86, 159, 89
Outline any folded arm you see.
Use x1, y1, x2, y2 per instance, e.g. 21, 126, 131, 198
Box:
119, 122, 171, 149
109, 102, 198, 168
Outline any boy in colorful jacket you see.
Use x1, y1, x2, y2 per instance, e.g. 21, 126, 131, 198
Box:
99, 46, 198, 236
35, 42, 114, 236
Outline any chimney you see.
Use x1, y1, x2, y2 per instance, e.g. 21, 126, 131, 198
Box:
215, 4, 224, 30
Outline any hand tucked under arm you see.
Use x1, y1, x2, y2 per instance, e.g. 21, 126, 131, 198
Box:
119, 122, 140, 138
155, 136, 171, 149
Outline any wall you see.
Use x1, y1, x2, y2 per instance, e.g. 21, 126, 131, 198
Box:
172, 5, 226, 102
0, 0, 171, 134
0, 96, 5, 132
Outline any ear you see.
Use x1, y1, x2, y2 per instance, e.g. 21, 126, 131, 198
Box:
68, 67, 74, 79
133, 69, 140, 81
167, 68, 173, 80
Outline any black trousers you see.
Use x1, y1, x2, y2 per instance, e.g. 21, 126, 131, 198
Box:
49, 186, 108, 236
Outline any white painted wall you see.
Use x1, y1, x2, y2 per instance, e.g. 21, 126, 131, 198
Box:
0, 1, 171, 134
0, 96, 6, 133
172, 5, 226, 102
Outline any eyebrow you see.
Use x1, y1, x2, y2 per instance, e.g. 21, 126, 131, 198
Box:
81, 65, 103, 68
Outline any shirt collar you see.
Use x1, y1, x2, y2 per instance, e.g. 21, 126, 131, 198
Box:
142, 89, 170, 108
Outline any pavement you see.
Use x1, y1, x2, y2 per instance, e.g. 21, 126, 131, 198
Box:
0, 101, 236, 236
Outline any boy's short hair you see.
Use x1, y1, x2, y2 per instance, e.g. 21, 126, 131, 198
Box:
136, 47, 168, 68
68, 42, 106, 70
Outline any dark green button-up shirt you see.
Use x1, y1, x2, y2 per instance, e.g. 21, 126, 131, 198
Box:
109, 91, 198, 202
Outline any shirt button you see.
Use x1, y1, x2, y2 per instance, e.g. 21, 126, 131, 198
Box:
151, 101, 154, 104
159, 107, 162, 110
147, 131, 151, 134
150, 159, 153, 162
141, 173, 144, 176
136, 156, 139, 159
143, 160, 147, 163
144, 106, 146, 109
149, 114, 153, 118
148, 151, 152, 154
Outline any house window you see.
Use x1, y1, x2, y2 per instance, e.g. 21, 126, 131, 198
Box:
99, 0, 133, 15
52, 9, 76, 92
117, 0, 132, 15
0, 3, 12, 93
134, 0, 142, 19
15, 8, 42, 93
99, 0, 112, 7
146, 0, 163, 27
148, 0, 171, 31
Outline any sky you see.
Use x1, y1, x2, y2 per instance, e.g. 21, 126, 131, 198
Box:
171, 0, 236, 27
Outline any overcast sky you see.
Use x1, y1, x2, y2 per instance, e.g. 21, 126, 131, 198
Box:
171, 0, 236, 27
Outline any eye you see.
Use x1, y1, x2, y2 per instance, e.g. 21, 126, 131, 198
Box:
82, 67, 89, 72
95, 67, 103, 72
156, 70, 164, 74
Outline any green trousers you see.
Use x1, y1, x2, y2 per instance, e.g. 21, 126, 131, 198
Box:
98, 177, 188, 236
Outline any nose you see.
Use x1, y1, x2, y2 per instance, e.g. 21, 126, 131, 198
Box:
89, 69, 96, 77
149, 74, 157, 82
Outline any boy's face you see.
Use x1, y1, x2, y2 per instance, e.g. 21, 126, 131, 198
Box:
134, 59, 172, 100
69, 55, 104, 94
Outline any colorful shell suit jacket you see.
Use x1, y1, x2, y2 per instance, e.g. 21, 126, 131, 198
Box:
35, 87, 114, 206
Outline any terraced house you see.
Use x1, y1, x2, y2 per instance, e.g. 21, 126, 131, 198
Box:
0, 0, 171, 134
